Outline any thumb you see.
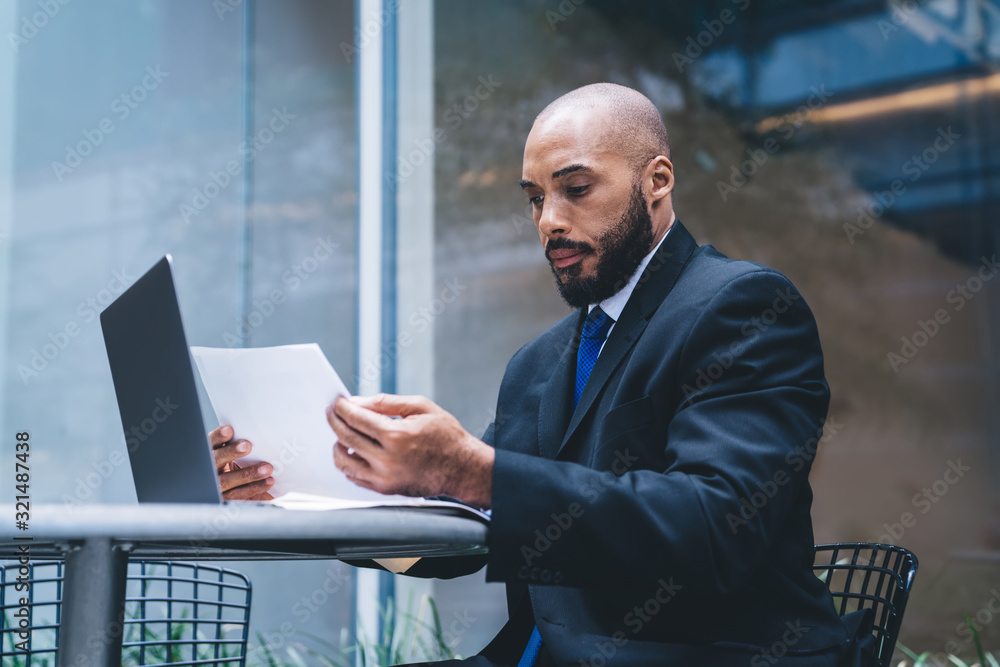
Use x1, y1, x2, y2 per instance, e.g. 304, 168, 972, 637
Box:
347, 393, 434, 417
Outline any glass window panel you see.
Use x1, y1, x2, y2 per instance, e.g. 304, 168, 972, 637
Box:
0, 0, 359, 656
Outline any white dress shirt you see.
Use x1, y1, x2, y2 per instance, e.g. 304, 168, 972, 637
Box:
589, 224, 672, 354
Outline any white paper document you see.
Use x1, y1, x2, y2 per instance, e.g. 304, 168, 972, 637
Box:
190, 344, 489, 523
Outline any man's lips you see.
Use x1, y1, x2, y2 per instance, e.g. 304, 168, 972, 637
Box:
548, 248, 588, 269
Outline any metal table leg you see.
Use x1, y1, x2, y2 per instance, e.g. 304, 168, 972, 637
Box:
57, 537, 130, 667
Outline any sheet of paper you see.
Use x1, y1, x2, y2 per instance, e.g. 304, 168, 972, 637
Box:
191, 344, 414, 504
271, 491, 491, 521
373, 557, 421, 574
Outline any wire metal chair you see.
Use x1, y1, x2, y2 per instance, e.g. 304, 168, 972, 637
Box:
813, 542, 918, 667
1, 560, 252, 667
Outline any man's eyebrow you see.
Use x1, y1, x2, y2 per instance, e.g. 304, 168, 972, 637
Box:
519, 164, 593, 189
551, 164, 591, 179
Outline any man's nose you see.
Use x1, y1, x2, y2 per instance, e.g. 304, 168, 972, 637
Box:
537, 200, 570, 237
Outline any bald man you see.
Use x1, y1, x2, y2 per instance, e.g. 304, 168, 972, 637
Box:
212, 84, 870, 666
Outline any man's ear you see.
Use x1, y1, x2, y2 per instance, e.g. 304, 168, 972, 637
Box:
647, 156, 674, 203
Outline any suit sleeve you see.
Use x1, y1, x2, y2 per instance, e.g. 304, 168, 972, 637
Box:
485, 270, 830, 593
342, 422, 494, 579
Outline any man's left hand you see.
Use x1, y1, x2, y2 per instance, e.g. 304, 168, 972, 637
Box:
327, 394, 494, 509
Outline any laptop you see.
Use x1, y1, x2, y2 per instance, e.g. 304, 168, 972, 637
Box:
100, 255, 489, 527
100, 255, 223, 503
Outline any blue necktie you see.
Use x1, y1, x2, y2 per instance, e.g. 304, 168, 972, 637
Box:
519, 306, 614, 667
574, 306, 614, 407
517, 626, 543, 667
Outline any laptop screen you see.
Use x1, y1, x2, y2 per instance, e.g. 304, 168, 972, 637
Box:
100, 255, 222, 503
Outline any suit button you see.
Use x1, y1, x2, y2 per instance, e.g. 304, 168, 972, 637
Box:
553, 571, 564, 584
518, 566, 529, 580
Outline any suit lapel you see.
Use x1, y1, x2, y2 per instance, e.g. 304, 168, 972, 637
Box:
536, 310, 585, 459
553, 221, 699, 460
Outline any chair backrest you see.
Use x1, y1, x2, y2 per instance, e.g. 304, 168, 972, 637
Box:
813, 542, 918, 667
1, 560, 252, 667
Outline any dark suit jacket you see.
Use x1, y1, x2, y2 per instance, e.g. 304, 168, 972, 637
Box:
378, 221, 861, 666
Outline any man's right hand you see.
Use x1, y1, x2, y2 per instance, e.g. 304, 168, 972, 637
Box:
209, 424, 275, 501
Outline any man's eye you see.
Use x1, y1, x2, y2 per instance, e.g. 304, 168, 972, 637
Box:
529, 194, 544, 205
567, 185, 589, 196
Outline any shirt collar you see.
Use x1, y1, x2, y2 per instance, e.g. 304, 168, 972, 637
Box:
589, 224, 672, 322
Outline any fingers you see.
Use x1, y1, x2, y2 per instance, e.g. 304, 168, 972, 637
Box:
213, 439, 251, 471
209, 424, 234, 448
209, 426, 274, 500
327, 404, 382, 459
346, 393, 433, 417
333, 442, 375, 490
329, 398, 391, 447
222, 476, 275, 501
219, 461, 273, 493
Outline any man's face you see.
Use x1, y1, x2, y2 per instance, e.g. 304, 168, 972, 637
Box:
520, 108, 654, 308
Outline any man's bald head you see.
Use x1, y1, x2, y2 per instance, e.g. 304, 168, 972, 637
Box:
533, 83, 670, 173
520, 83, 676, 308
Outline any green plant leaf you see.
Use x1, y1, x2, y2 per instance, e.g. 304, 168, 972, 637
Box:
966, 614, 987, 667
297, 641, 352, 667
256, 630, 281, 667
897, 640, 923, 661
284, 644, 310, 667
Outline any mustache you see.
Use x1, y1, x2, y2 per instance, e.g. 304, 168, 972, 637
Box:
544, 237, 594, 261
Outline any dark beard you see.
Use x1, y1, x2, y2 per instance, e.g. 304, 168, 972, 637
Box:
547, 183, 654, 309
